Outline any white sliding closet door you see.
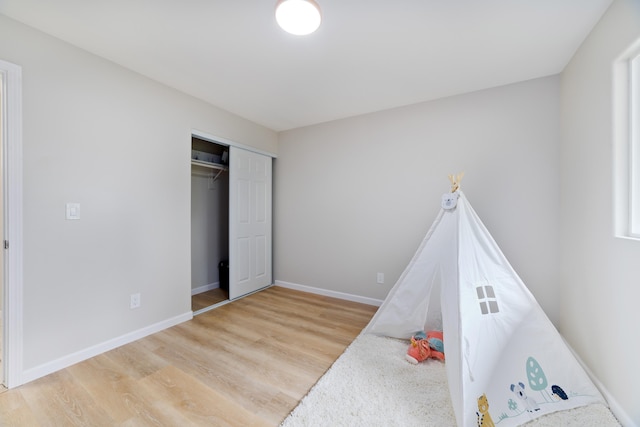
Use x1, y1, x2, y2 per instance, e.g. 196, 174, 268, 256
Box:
228, 146, 272, 300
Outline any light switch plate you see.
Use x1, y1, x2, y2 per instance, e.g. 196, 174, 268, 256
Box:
66, 203, 80, 220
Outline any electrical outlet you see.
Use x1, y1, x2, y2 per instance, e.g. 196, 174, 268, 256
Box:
130, 293, 141, 309
66, 203, 80, 220
377, 272, 384, 284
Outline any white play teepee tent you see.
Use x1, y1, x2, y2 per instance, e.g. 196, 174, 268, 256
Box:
365, 178, 606, 427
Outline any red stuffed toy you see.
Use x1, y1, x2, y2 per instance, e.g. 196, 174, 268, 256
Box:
405, 330, 445, 364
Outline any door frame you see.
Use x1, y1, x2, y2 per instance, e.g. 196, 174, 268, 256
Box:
190, 130, 275, 302
191, 129, 277, 159
0, 59, 24, 389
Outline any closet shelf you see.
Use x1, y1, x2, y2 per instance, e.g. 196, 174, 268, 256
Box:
191, 159, 228, 171
191, 160, 228, 184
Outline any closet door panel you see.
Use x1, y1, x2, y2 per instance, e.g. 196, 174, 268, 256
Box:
255, 235, 267, 279
237, 237, 251, 283
238, 180, 250, 223
229, 147, 272, 299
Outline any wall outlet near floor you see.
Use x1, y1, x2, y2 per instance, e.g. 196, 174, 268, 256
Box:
377, 272, 384, 284
130, 293, 141, 309
65, 202, 81, 220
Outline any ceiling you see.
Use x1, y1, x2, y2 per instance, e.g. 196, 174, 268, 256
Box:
0, 0, 613, 132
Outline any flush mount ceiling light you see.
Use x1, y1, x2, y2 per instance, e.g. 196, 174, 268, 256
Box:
275, 0, 322, 36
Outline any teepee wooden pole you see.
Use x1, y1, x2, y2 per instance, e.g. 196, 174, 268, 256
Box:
448, 172, 464, 192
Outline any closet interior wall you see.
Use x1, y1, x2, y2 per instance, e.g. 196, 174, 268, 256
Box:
191, 139, 229, 297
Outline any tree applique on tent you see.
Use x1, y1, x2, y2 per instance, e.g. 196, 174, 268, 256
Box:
527, 357, 550, 402
496, 357, 571, 423
526, 356, 570, 403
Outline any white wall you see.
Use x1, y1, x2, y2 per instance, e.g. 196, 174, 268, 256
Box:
560, 0, 640, 424
0, 15, 276, 377
191, 170, 228, 291
275, 76, 562, 322
7, 7, 637, 420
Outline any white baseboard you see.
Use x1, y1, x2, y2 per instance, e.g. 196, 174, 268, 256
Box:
584, 369, 636, 427
274, 280, 383, 307
563, 336, 637, 427
192, 282, 219, 295
21, 311, 193, 385
606, 393, 637, 427
586, 369, 636, 427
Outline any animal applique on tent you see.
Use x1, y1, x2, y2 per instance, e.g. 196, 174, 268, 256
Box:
476, 393, 495, 427
364, 176, 606, 426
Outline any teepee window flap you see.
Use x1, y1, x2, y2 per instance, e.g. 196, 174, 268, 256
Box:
476, 284, 499, 314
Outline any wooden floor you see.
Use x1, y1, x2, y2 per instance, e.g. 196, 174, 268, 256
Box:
0, 286, 377, 426
191, 288, 228, 312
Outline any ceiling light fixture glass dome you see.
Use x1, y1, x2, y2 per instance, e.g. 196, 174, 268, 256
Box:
275, 0, 322, 36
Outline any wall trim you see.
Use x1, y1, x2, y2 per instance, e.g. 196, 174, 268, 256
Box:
612, 38, 640, 239
564, 336, 636, 427
21, 311, 193, 385
0, 59, 24, 389
606, 394, 637, 427
191, 282, 219, 296
274, 280, 383, 307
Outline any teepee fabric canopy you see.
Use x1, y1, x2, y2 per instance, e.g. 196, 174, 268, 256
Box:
365, 191, 606, 427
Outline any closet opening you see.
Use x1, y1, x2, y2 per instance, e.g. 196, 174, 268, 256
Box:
191, 137, 230, 314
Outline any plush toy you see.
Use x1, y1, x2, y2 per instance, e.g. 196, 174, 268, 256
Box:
405, 330, 445, 364
427, 331, 444, 354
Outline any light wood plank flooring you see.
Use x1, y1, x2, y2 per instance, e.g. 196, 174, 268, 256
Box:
0, 286, 377, 426
191, 288, 228, 311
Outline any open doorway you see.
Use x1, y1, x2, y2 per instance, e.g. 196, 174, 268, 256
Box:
0, 69, 4, 386
191, 137, 230, 313
190, 131, 274, 315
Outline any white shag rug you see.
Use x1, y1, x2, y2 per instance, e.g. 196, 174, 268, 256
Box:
280, 334, 620, 427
